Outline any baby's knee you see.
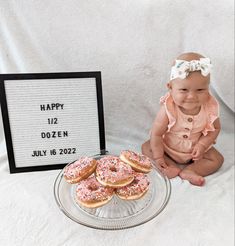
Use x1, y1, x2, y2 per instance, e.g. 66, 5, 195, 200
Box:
212, 150, 224, 169
217, 152, 224, 167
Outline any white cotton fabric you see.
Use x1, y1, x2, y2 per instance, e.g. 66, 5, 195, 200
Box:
170, 58, 212, 80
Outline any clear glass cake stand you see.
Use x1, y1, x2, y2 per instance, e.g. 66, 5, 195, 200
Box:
53, 154, 171, 230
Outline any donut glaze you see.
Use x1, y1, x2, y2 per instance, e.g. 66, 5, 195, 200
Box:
96, 156, 134, 187
120, 150, 152, 173
116, 172, 150, 200
63, 157, 97, 184
75, 176, 114, 208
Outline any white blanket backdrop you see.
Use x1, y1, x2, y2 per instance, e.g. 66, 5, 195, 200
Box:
0, 1, 234, 246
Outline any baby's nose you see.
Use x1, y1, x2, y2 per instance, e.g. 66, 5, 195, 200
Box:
187, 91, 197, 98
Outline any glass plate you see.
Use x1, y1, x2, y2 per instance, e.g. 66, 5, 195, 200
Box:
53, 154, 171, 230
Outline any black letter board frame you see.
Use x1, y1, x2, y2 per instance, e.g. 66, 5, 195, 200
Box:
0, 72, 106, 173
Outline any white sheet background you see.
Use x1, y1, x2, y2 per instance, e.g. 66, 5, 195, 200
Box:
0, 1, 234, 246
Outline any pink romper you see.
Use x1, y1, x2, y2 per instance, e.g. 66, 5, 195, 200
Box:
160, 93, 219, 163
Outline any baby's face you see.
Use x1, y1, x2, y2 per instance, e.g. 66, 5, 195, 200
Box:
169, 72, 210, 112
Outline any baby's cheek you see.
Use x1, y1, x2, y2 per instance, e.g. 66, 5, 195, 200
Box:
202, 94, 209, 103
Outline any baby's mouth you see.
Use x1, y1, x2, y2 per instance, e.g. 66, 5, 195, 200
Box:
184, 101, 198, 103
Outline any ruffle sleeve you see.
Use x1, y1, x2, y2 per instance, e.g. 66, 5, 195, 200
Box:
159, 93, 177, 132
202, 94, 219, 136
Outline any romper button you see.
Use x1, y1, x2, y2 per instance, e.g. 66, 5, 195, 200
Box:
188, 117, 193, 122
183, 135, 188, 138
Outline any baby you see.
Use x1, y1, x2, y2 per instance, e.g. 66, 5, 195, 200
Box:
142, 52, 224, 186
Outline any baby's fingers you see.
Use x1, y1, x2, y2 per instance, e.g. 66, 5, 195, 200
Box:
153, 158, 167, 170
158, 161, 168, 168
192, 149, 200, 159
192, 151, 203, 161
192, 149, 198, 157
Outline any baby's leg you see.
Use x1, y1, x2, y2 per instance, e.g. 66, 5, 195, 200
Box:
179, 147, 224, 186
141, 140, 181, 178
163, 155, 182, 178
141, 140, 153, 159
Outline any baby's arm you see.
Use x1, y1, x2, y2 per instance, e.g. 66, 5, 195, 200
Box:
150, 105, 169, 167
192, 118, 221, 160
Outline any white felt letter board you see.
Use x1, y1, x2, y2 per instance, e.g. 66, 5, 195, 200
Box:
0, 72, 105, 173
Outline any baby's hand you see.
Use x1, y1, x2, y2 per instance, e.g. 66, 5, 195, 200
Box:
153, 157, 168, 170
192, 143, 206, 161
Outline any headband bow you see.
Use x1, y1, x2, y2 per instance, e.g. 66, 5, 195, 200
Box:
170, 58, 212, 80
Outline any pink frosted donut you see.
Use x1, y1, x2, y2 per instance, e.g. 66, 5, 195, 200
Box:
116, 172, 150, 200
95, 156, 134, 188
63, 157, 97, 184
120, 150, 152, 173
75, 176, 114, 208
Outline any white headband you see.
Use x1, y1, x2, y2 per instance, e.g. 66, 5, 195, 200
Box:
170, 58, 212, 81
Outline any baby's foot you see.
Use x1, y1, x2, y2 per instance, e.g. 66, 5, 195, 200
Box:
162, 166, 181, 179
179, 170, 205, 186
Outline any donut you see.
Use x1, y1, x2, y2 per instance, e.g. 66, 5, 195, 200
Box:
116, 172, 150, 200
75, 176, 114, 208
95, 156, 134, 188
120, 150, 152, 173
63, 157, 97, 184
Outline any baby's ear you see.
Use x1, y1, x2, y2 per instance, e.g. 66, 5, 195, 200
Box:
167, 82, 172, 89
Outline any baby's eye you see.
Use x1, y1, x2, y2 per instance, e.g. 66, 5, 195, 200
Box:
197, 89, 205, 92
179, 89, 188, 92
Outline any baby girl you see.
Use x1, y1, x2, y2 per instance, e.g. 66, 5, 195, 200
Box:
142, 52, 224, 186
